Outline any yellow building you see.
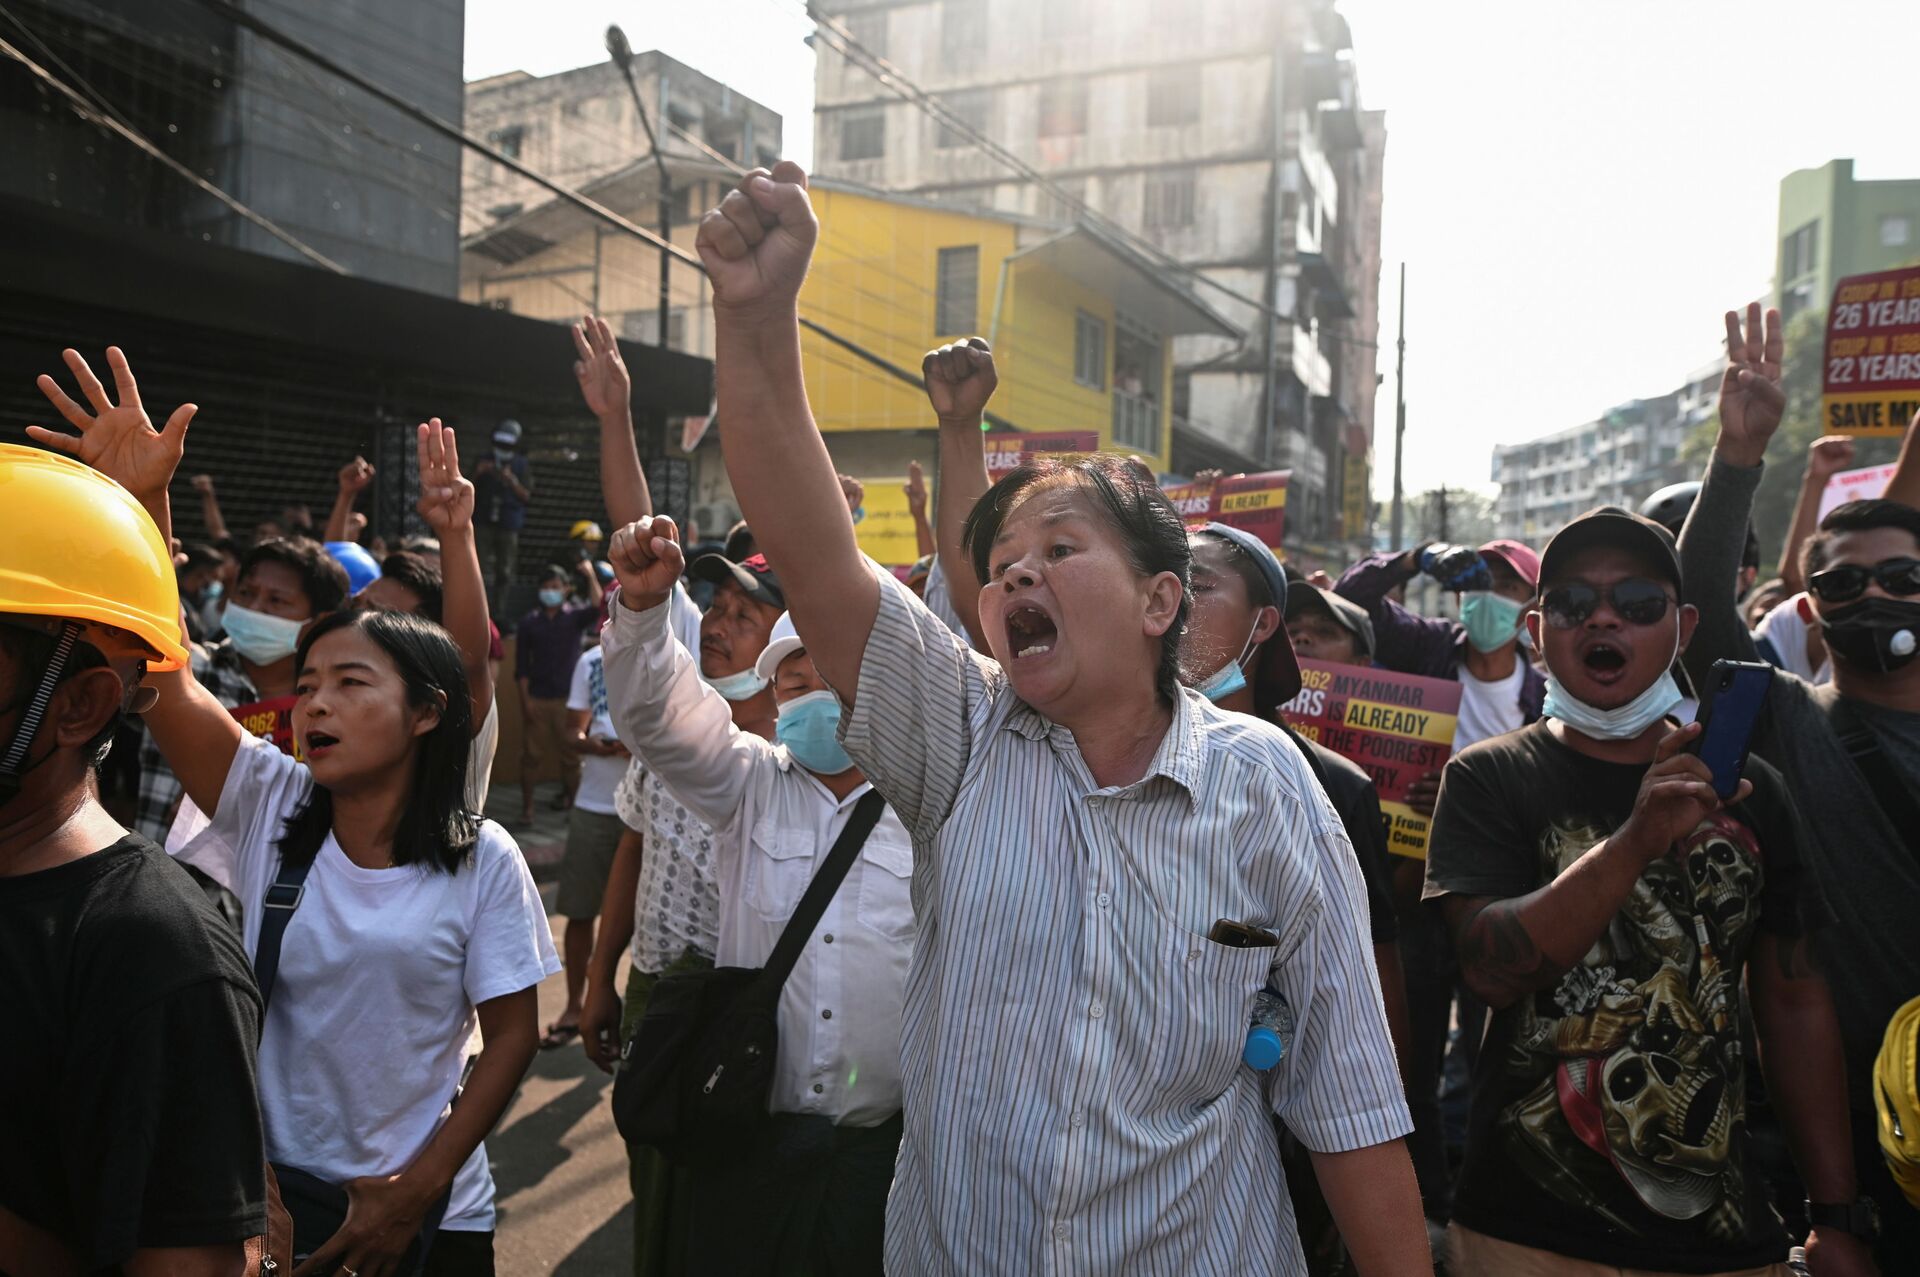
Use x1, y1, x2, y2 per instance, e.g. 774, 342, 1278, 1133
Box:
462, 164, 1237, 564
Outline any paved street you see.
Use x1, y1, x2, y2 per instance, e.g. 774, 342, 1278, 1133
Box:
485, 788, 634, 1273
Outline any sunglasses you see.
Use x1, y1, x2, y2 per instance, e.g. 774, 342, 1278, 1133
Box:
1807, 557, 1920, 605
1539, 577, 1675, 629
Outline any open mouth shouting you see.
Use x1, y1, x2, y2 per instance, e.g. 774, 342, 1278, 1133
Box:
304, 730, 341, 760
1005, 604, 1059, 659
1580, 639, 1630, 686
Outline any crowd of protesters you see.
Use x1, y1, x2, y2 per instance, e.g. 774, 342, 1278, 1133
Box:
4, 163, 1920, 1277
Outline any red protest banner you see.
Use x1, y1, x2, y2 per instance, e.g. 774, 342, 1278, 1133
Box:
983, 430, 1102, 480
1822, 266, 1920, 437
230, 694, 303, 761
1277, 659, 1461, 859
1160, 471, 1291, 549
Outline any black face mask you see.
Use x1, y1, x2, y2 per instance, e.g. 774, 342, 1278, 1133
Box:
1820, 596, 1920, 675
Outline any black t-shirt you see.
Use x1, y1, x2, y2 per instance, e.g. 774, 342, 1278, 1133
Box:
1423, 719, 1824, 1273
0, 836, 266, 1271
1290, 728, 1398, 946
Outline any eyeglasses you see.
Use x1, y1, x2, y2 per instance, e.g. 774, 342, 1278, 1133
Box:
1540, 577, 1675, 629
1807, 557, 1920, 605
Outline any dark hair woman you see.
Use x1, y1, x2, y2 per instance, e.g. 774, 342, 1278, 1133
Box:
146, 605, 558, 1274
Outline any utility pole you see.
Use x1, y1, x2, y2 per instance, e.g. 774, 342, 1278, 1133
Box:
1390, 262, 1407, 548
1437, 484, 1449, 542
607, 25, 673, 347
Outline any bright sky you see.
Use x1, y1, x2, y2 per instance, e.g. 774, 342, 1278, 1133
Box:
464, 0, 1917, 499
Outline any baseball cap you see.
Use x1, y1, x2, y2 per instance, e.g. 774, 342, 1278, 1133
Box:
755, 611, 805, 683
492, 419, 523, 447
1539, 506, 1683, 593
688, 551, 785, 610
1479, 539, 1541, 590
1196, 522, 1302, 702
1284, 582, 1377, 659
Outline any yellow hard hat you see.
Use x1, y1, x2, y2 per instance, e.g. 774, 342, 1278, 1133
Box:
1876, 995, 1920, 1209
0, 443, 189, 671
570, 519, 605, 542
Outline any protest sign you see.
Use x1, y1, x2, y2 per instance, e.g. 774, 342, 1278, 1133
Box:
1822, 266, 1920, 438
1277, 659, 1461, 859
1818, 462, 1898, 522
1160, 471, 1291, 549
230, 694, 303, 760
850, 478, 921, 567
983, 430, 1101, 480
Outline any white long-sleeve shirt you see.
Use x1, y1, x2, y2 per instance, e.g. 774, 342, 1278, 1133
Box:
600, 597, 913, 1127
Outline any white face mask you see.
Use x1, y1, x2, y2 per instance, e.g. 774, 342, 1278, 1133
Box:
703, 666, 768, 702
1542, 627, 1683, 740
220, 603, 304, 667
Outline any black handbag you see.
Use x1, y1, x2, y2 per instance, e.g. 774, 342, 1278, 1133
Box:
613, 791, 886, 1168
253, 854, 453, 1274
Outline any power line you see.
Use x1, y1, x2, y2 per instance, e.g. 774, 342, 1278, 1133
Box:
0, 25, 346, 273
179, 0, 1029, 432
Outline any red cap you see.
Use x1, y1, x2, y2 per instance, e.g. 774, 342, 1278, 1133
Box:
1479, 539, 1541, 589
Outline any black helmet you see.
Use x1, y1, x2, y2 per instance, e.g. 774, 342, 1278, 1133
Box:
1639, 481, 1700, 534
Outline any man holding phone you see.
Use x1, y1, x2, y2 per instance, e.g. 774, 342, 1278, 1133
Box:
1425, 505, 1871, 1275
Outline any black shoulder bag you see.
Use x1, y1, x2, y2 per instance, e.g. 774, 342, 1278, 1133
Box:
253, 855, 453, 1274
613, 790, 886, 1168
1829, 697, 1920, 862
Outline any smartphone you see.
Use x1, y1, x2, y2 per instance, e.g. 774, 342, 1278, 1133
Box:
1691, 659, 1774, 800
1208, 918, 1279, 949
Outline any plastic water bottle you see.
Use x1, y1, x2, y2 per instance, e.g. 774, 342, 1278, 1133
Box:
1243, 988, 1295, 1070
1786, 1245, 1810, 1276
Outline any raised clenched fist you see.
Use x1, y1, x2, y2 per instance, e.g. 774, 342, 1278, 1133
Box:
608, 514, 686, 611
693, 162, 819, 321
922, 338, 997, 426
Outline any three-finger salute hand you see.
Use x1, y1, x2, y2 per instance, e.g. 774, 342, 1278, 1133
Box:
29, 346, 193, 500
609, 515, 685, 610
573, 313, 632, 421
414, 418, 474, 535
694, 161, 818, 320
922, 337, 998, 425
1715, 302, 1785, 467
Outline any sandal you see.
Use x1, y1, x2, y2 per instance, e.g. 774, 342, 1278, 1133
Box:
538, 1022, 581, 1050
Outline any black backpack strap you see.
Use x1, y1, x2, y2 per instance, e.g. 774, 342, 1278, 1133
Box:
1828, 696, 1920, 861
762, 790, 887, 986
253, 852, 315, 1013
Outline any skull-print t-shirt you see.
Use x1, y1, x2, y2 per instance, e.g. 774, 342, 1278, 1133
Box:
1424, 718, 1825, 1273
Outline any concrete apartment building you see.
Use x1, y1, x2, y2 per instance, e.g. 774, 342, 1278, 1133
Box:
1777, 159, 1920, 322
1489, 359, 1722, 544
808, 0, 1387, 550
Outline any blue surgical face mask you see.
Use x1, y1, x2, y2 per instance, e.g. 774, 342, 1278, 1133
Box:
1460, 591, 1526, 654
776, 689, 853, 775
1542, 627, 1683, 740
704, 666, 768, 702
1195, 619, 1262, 704
538, 587, 566, 608
220, 602, 304, 666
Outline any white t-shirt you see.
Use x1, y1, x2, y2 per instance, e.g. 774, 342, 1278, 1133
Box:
174, 735, 560, 1231
567, 647, 623, 816
1454, 663, 1527, 750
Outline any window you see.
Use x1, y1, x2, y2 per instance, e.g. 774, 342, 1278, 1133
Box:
941, 0, 987, 67
839, 108, 885, 161
936, 246, 979, 336
1883, 216, 1913, 248
1074, 311, 1106, 389
1782, 220, 1819, 280
1146, 66, 1201, 128
1143, 169, 1196, 229
1038, 80, 1088, 138
935, 89, 990, 149
486, 125, 524, 159
842, 9, 886, 56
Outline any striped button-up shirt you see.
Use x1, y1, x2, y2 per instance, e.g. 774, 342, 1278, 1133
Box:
602, 598, 914, 1126
839, 573, 1410, 1274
